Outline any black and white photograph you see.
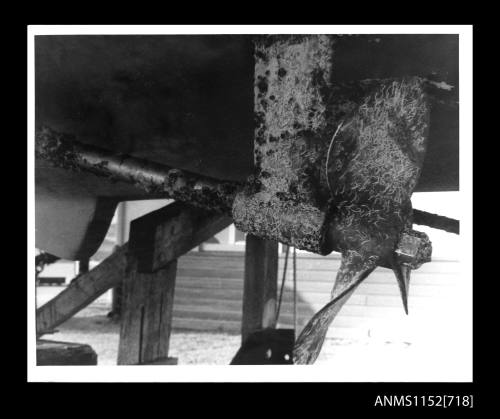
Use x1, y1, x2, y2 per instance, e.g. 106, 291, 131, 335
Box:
27, 25, 473, 388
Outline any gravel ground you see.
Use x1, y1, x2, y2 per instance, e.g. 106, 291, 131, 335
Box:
39, 304, 412, 367
35, 286, 471, 381
35, 287, 370, 366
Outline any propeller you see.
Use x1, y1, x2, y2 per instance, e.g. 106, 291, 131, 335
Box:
293, 78, 433, 364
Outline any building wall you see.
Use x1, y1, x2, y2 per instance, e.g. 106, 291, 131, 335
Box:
171, 251, 463, 344
37, 192, 467, 346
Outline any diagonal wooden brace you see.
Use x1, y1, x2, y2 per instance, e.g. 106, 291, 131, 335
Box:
36, 202, 232, 342
117, 202, 232, 365
36, 245, 128, 337
129, 201, 232, 273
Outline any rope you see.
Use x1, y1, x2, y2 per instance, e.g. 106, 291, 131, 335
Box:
293, 246, 298, 331
275, 245, 298, 331
275, 245, 290, 324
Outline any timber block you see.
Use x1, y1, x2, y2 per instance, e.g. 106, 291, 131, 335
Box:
143, 357, 178, 365
117, 258, 177, 365
36, 339, 98, 366
118, 201, 232, 364
129, 201, 231, 273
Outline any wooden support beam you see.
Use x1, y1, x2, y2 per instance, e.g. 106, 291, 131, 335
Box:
117, 201, 233, 364
117, 258, 177, 365
129, 201, 232, 273
79, 258, 89, 274
241, 235, 279, 343
36, 245, 128, 336
36, 201, 232, 339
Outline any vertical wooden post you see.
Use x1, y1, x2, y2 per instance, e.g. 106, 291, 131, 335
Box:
78, 259, 89, 274
117, 256, 177, 365
116, 201, 232, 365
241, 234, 279, 343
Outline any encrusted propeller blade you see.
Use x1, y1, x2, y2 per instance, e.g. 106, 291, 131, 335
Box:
293, 251, 377, 365
392, 258, 412, 315
293, 78, 433, 364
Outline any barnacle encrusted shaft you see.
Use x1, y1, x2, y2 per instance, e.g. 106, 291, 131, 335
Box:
35, 126, 240, 213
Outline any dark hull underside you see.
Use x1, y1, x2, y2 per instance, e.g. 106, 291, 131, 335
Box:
35, 34, 459, 259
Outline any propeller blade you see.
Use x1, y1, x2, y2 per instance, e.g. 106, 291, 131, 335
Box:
392, 258, 412, 315
293, 251, 376, 364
